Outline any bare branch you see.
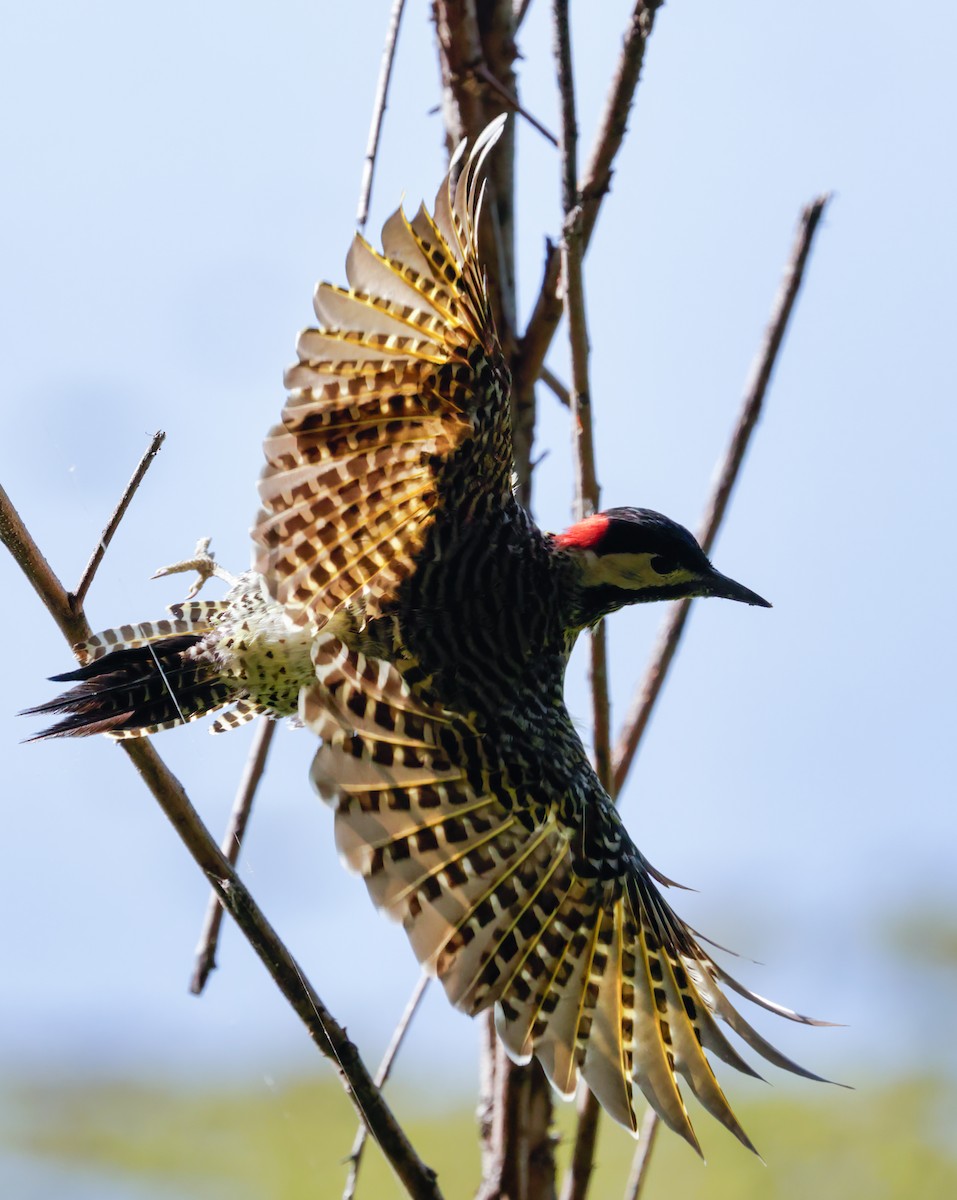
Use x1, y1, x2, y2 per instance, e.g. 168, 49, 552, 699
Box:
561, 1087, 600, 1200
344, 974, 431, 1200
553, 0, 610, 795
553, 6, 615, 1196
472, 62, 557, 146
74, 430, 166, 607
190, 715, 276, 994
513, 1, 663, 407
431, 1, 519, 401
432, 9, 556, 1194
558, 197, 831, 1198
475, 1031, 557, 1200
73, 430, 166, 608
623, 1107, 661, 1200
1, 479, 443, 1200
357, 0, 407, 229
0, 483, 90, 648
612, 194, 831, 794
539, 365, 570, 407
432, 0, 486, 150
513, 0, 534, 30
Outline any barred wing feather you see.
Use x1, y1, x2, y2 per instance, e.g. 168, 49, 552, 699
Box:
303, 633, 830, 1153
254, 116, 511, 630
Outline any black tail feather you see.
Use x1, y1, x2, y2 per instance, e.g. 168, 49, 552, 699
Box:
23, 634, 238, 739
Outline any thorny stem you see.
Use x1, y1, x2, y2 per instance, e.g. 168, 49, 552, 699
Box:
0, 457, 443, 1200
189, 715, 277, 994
357, 0, 407, 229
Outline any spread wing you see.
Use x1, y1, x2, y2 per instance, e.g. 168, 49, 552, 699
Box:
303, 631, 831, 1154
253, 115, 512, 630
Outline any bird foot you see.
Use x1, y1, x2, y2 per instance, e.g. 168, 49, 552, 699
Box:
152, 538, 238, 599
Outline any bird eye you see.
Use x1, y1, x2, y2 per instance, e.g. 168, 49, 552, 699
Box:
650, 556, 677, 575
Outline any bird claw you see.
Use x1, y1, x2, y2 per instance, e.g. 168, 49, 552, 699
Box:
151, 537, 238, 599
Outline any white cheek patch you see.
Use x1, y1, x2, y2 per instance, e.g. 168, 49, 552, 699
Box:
582, 552, 655, 589
581, 551, 694, 592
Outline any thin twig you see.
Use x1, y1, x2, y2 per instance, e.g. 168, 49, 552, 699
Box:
539, 365, 570, 407
513, 1, 663, 410
612, 194, 831, 795
553, 3, 598, 523
553, 7, 613, 1197
623, 1106, 660, 1200
552, 0, 610, 788
472, 63, 558, 146
1, 480, 443, 1200
343, 974, 431, 1200
357, 0, 407, 229
73, 429, 166, 609
604, 194, 830, 1197
190, 715, 277, 994
513, 0, 534, 30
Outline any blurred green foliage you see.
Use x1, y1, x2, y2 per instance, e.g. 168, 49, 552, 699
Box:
4, 1073, 955, 1199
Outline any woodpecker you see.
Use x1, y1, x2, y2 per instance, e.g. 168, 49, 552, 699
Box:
26, 116, 826, 1153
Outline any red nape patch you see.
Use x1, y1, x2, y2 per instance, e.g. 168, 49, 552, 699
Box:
554, 512, 610, 550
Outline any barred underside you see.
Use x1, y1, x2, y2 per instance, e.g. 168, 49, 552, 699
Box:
254, 115, 511, 631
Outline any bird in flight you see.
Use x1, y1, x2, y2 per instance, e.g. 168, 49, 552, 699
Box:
27, 116, 827, 1154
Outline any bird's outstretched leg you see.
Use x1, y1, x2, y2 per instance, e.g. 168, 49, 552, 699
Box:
151, 537, 238, 599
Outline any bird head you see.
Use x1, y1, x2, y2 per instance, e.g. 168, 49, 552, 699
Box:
555, 506, 770, 627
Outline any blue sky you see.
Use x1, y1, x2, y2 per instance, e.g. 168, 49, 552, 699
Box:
1, 0, 955, 1136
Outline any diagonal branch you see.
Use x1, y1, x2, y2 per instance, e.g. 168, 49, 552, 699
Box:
343, 974, 431, 1200
562, 192, 830, 1200
189, 715, 277, 994
357, 0, 408, 229
0, 473, 443, 1200
612, 193, 831, 794
513, 1, 663, 412
74, 430, 166, 608
611, 192, 830, 1199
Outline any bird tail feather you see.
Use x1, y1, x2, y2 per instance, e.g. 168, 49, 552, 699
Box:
23, 603, 240, 739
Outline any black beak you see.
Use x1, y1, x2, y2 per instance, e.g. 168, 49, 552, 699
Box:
705, 570, 772, 608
